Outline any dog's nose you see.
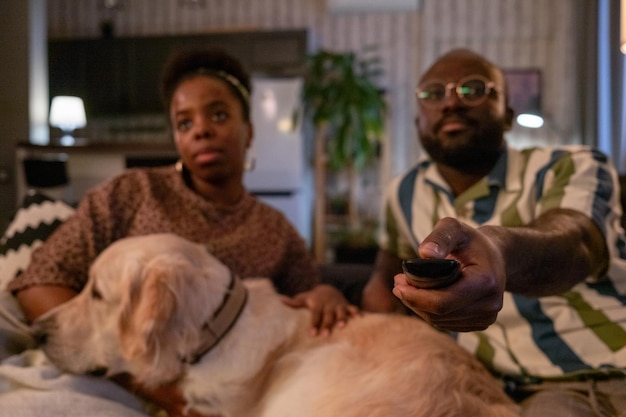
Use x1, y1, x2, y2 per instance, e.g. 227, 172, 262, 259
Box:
33, 330, 48, 346
31, 316, 56, 346
86, 367, 109, 378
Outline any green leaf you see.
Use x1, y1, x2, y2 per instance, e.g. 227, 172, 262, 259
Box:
301, 47, 387, 171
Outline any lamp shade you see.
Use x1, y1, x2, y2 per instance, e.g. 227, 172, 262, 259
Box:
516, 113, 544, 128
49, 96, 87, 131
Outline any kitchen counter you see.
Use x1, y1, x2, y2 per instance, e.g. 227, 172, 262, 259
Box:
16, 141, 178, 205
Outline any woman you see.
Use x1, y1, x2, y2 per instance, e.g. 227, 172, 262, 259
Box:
9, 47, 357, 416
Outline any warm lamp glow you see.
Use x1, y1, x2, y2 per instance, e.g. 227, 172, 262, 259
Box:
516, 113, 545, 129
49, 96, 86, 145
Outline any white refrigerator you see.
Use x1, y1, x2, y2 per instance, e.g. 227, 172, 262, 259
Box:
244, 76, 312, 245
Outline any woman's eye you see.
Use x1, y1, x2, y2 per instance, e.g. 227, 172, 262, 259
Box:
176, 119, 193, 132
211, 110, 228, 122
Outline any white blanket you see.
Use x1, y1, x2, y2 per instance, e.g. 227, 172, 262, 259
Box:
0, 291, 151, 417
0, 350, 150, 417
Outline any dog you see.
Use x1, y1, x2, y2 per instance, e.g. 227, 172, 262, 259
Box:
34, 233, 520, 417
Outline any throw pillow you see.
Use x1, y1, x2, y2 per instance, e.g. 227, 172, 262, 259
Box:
0, 191, 75, 290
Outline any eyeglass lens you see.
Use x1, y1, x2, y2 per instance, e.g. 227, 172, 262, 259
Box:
418, 78, 489, 105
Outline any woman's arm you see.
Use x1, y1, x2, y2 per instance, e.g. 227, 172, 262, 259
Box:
16, 285, 77, 322
10, 176, 143, 322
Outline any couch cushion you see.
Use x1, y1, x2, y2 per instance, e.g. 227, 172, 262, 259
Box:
0, 191, 75, 290
320, 263, 373, 307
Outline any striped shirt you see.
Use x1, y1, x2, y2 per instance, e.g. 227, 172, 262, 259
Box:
381, 145, 626, 380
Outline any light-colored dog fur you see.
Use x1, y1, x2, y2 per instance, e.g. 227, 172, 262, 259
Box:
36, 233, 520, 417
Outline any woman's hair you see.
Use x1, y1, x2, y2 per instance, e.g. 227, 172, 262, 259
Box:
159, 47, 252, 120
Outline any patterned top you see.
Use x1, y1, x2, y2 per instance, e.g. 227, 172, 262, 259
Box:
8, 165, 319, 297
381, 145, 626, 380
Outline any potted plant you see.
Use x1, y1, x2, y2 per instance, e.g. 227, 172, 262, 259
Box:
301, 48, 387, 262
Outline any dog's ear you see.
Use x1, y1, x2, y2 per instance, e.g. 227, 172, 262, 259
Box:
118, 253, 207, 384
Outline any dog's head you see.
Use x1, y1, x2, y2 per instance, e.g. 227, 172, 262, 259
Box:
35, 233, 236, 386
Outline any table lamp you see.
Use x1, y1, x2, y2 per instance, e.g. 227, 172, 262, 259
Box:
49, 96, 87, 146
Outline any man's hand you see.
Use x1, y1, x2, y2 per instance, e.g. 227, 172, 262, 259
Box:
282, 284, 360, 336
392, 217, 506, 332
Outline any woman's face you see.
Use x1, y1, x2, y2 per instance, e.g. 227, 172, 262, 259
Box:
170, 75, 252, 191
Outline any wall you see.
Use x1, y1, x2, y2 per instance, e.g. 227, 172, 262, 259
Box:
0, 1, 31, 231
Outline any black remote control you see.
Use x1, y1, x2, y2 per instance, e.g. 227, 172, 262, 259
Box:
402, 258, 461, 289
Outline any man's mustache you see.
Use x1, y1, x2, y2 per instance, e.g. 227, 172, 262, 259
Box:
434, 113, 475, 133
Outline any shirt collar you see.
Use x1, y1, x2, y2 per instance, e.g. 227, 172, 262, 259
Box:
422, 147, 513, 199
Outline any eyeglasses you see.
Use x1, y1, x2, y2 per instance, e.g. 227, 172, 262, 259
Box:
416, 75, 498, 107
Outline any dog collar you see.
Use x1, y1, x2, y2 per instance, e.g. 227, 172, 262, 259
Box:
184, 271, 248, 364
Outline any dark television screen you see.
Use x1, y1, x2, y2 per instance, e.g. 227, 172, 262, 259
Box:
48, 30, 307, 118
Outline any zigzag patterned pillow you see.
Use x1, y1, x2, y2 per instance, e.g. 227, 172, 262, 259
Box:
0, 191, 75, 290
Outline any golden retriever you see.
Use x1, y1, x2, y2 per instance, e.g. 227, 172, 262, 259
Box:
35, 233, 520, 417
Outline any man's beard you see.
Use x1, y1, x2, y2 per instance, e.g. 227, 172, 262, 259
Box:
420, 122, 505, 173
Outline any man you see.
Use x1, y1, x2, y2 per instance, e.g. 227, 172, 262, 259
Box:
362, 48, 626, 416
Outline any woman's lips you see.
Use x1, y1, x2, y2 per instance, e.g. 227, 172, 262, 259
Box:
195, 149, 221, 164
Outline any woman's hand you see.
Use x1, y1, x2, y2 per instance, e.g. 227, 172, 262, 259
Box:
282, 284, 360, 336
